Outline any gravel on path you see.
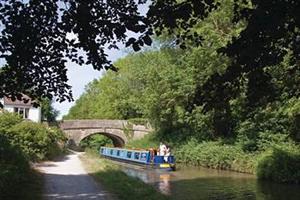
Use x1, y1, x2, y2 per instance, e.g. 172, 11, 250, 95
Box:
35, 151, 114, 200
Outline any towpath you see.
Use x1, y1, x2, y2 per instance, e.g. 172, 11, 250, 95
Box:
35, 151, 114, 200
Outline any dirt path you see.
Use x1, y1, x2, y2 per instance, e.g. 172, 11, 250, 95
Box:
35, 151, 114, 200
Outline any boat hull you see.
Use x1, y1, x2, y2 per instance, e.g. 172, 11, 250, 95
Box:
100, 147, 176, 171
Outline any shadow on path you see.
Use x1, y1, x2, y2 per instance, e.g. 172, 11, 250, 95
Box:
43, 173, 112, 200
36, 151, 114, 200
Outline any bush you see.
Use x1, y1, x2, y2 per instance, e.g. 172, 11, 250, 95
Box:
257, 147, 300, 183
236, 120, 260, 152
6, 121, 66, 161
126, 133, 160, 149
0, 112, 22, 134
45, 126, 67, 159
256, 131, 292, 151
128, 118, 149, 126
186, 106, 214, 141
0, 135, 29, 196
175, 139, 256, 173
234, 100, 297, 152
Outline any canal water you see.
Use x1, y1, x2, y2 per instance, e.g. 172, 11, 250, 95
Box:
116, 162, 300, 200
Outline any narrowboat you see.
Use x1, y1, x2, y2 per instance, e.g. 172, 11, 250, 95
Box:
100, 147, 176, 171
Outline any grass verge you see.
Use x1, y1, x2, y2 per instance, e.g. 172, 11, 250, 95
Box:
79, 149, 169, 200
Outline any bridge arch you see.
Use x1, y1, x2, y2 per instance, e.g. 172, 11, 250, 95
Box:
83, 132, 124, 147
77, 129, 127, 147
60, 120, 152, 149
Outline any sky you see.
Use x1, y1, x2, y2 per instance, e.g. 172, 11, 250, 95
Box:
53, 48, 127, 119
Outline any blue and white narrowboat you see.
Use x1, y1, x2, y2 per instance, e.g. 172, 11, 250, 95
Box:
100, 147, 176, 171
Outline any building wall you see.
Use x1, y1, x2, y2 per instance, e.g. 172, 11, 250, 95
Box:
2, 103, 41, 123
28, 106, 41, 123
3, 104, 14, 113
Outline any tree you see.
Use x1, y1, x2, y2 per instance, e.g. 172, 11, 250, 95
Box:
40, 98, 60, 122
192, 0, 300, 110
0, 0, 299, 105
0, 0, 216, 103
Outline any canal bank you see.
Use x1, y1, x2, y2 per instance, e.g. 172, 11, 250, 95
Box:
126, 134, 300, 184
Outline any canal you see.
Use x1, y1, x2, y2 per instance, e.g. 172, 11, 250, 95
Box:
116, 162, 300, 200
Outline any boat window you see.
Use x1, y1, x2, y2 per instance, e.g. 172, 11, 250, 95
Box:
117, 150, 120, 156
100, 148, 104, 154
134, 152, 140, 159
110, 149, 113, 155
127, 151, 132, 158
141, 153, 147, 161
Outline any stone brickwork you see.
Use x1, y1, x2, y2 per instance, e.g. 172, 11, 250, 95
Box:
60, 120, 152, 147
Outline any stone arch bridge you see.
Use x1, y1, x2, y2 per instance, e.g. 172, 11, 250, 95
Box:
59, 120, 152, 148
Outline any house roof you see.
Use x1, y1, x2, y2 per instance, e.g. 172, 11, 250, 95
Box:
3, 94, 34, 107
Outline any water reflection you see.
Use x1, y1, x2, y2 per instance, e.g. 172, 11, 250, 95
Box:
117, 162, 173, 195
158, 174, 171, 195
115, 161, 300, 200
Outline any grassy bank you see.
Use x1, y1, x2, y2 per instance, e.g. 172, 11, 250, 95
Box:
79, 149, 169, 200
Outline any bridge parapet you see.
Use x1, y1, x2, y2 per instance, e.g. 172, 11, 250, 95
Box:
60, 119, 127, 130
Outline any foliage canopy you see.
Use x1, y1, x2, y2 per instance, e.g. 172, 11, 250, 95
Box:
1, 0, 299, 105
